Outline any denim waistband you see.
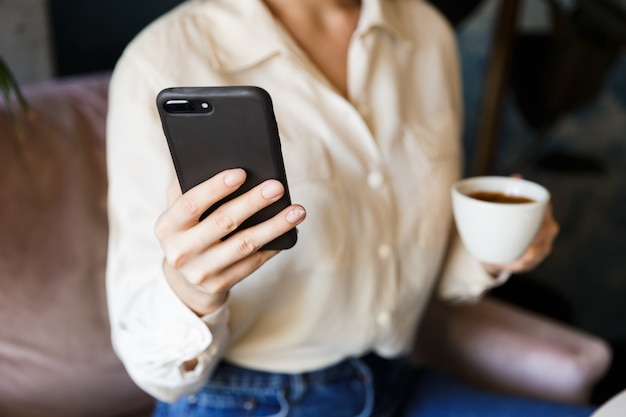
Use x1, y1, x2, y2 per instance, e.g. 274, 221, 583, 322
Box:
207, 354, 382, 390
155, 354, 418, 417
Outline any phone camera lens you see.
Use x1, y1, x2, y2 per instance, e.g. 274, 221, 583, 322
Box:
164, 99, 195, 113
199, 101, 213, 113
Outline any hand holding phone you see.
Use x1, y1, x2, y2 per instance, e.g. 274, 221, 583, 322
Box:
157, 167, 305, 315
156, 86, 298, 250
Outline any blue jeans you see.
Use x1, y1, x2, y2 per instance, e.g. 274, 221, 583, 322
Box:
153, 354, 597, 417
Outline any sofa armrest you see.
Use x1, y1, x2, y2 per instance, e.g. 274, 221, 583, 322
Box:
413, 296, 612, 404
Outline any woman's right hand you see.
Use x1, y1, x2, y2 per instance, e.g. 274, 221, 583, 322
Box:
154, 168, 306, 316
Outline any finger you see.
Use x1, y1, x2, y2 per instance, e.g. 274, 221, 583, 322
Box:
527, 204, 559, 251
506, 228, 556, 273
164, 179, 289, 265
514, 245, 545, 272
186, 204, 306, 284
155, 169, 246, 238
485, 230, 554, 275
188, 249, 279, 291
543, 204, 560, 238
166, 180, 182, 206
188, 179, 288, 250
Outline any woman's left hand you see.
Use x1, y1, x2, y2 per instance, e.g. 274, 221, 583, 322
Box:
482, 202, 560, 278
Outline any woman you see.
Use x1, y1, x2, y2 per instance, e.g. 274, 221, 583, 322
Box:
105, 0, 590, 415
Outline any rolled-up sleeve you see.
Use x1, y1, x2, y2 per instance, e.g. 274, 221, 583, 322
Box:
437, 228, 509, 303
110, 275, 230, 402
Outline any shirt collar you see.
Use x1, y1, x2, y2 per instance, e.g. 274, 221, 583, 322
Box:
199, 0, 411, 73
357, 0, 412, 45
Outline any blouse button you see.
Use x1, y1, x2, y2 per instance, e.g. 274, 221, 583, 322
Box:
367, 171, 385, 189
377, 244, 393, 260
376, 311, 392, 327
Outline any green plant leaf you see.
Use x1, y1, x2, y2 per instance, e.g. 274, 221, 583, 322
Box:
0, 56, 31, 117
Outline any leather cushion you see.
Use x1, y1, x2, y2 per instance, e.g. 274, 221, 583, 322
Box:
0, 73, 153, 417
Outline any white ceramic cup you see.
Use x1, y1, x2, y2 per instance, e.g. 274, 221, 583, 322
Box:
451, 176, 550, 264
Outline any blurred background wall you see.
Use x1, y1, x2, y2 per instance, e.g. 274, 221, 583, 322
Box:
0, 0, 53, 84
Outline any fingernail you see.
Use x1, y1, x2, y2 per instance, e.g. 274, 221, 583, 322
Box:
224, 169, 246, 186
286, 208, 306, 224
261, 181, 283, 199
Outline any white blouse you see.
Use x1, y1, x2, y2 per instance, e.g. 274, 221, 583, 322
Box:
105, 0, 499, 402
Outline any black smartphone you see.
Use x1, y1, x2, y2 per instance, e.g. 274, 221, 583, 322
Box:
156, 86, 297, 250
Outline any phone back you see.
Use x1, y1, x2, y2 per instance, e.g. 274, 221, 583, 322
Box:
156, 86, 296, 250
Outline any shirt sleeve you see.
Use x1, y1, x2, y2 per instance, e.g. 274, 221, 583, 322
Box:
105, 49, 230, 403
437, 225, 510, 303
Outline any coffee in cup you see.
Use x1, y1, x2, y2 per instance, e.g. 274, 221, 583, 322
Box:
451, 176, 550, 264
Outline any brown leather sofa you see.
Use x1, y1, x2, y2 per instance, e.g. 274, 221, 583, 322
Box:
0, 73, 154, 417
0, 73, 612, 417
